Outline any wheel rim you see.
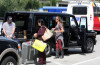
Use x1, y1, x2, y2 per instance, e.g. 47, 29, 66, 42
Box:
6, 62, 14, 65
87, 39, 94, 51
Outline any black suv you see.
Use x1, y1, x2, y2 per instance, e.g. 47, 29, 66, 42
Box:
0, 36, 20, 65
3, 12, 97, 56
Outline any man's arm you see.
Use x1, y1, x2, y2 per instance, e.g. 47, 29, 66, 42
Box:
3, 28, 7, 36
11, 28, 15, 36
3, 23, 8, 36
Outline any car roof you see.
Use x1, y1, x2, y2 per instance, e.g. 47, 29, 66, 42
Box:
6, 11, 74, 17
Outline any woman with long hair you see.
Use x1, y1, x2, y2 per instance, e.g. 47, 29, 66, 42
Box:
54, 16, 64, 59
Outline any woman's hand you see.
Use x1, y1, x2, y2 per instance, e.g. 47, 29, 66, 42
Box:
55, 30, 58, 33
33, 33, 37, 38
52, 28, 55, 31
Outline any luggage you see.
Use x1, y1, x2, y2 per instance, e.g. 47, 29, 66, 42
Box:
32, 39, 47, 52
21, 41, 37, 65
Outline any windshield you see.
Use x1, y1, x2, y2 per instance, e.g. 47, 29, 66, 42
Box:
73, 7, 87, 15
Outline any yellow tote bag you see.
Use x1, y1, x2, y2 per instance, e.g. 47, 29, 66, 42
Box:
32, 39, 47, 52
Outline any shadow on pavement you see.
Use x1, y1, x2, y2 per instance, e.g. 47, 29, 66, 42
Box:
51, 48, 95, 57
65, 49, 86, 56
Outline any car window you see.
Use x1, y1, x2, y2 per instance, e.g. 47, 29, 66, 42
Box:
70, 17, 77, 27
34, 15, 68, 30
51, 16, 68, 29
63, 17, 70, 28
34, 16, 50, 28
49, 16, 56, 29
15, 21, 24, 27
80, 17, 87, 29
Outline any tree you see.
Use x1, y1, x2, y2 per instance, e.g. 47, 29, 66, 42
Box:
44, 2, 50, 6
0, 0, 28, 17
0, 0, 42, 17
25, 0, 41, 10
0, 5, 7, 17
50, 0, 56, 6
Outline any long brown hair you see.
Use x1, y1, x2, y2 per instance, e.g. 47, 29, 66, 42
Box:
56, 16, 63, 23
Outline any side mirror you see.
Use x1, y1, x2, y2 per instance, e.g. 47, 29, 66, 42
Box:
80, 25, 85, 29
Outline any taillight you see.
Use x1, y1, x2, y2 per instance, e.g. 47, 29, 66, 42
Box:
18, 45, 21, 49
18, 44, 21, 51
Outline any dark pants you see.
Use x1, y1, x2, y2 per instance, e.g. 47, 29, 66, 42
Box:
56, 39, 62, 50
38, 51, 46, 64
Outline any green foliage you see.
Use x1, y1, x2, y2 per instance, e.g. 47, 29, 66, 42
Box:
0, 0, 41, 17
0, 5, 6, 17
43, 2, 51, 6
50, 0, 56, 6
25, 0, 40, 10
0, 0, 59, 17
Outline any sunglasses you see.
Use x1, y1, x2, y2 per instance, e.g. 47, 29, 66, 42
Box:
56, 19, 59, 20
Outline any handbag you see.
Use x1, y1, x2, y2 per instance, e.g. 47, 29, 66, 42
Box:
42, 27, 53, 41
32, 39, 47, 52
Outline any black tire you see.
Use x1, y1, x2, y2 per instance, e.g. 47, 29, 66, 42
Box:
81, 38, 94, 53
45, 43, 51, 57
1, 56, 17, 65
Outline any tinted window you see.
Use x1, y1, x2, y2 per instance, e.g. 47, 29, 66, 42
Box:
34, 15, 68, 29
59, 4, 68, 7
94, 7, 100, 17
70, 17, 77, 27
73, 7, 87, 15
15, 21, 24, 26
5, 13, 32, 30
63, 17, 70, 28
34, 16, 50, 28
